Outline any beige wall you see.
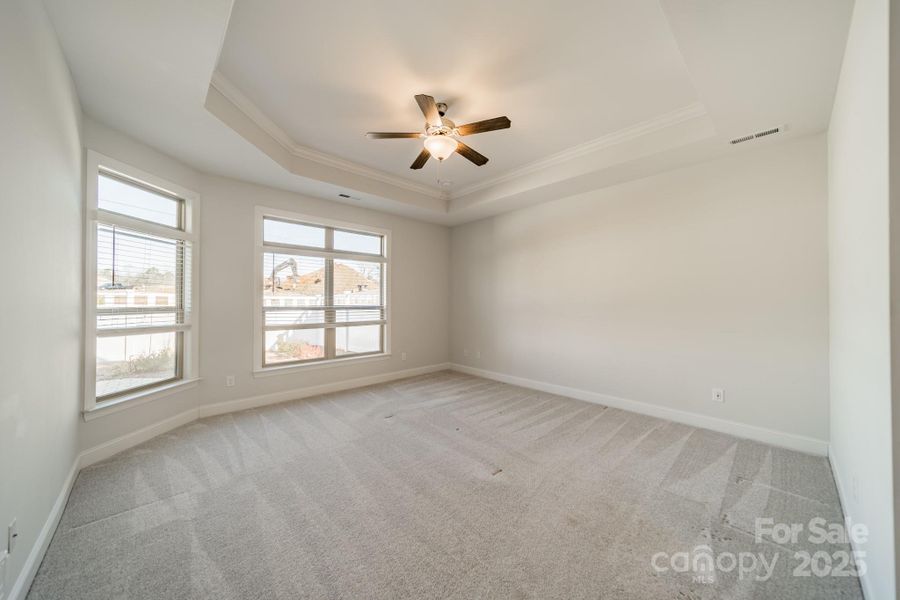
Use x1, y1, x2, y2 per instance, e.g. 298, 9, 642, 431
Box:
8, 3, 897, 595
828, 0, 895, 597
0, 0, 83, 595
197, 176, 450, 406
450, 135, 830, 445
79, 119, 202, 452
80, 118, 451, 449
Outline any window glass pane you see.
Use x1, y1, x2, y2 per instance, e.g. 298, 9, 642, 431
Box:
97, 310, 178, 330
334, 259, 381, 306
265, 329, 325, 364
335, 325, 382, 356
98, 173, 181, 228
334, 229, 382, 255
263, 253, 326, 306
264, 308, 327, 327
334, 308, 384, 323
96, 332, 178, 398
264, 218, 326, 248
96, 224, 183, 329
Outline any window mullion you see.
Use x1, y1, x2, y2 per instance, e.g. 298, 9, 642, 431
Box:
325, 228, 336, 359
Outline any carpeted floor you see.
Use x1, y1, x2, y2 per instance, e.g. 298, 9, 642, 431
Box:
28, 371, 862, 599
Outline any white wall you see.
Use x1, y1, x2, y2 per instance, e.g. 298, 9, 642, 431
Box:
0, 0, 83, 596
198, 176, 450, 406
8, 1, 894, 595
79, 118, 202, 452
450, 135, 830, 448
828, 0, 896, 597
80, 117, 451, 449
892, 0, 900, 589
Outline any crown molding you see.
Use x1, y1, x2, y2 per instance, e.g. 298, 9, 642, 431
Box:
209, 71, 446, 200
451, 102, 708, 198
210, 71, 707, 205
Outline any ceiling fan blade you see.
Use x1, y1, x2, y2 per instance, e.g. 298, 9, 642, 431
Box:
414, 94, 443, 128
410, 148, 431, 169
456, 116, 511, 136
455, 141, 488, 166
366, 132, 422, 139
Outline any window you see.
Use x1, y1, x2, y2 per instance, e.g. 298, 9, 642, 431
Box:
85, 151, 199, 412
255, 208, 389, 371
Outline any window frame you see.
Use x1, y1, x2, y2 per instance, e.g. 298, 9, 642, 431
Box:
253, 206, 391, 375
83, 150, 200, 417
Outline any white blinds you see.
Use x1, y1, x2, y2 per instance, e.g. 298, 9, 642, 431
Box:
96, 224, 188, 333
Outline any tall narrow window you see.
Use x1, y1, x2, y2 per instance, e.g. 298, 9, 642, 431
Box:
256, 209, 388, 370
85, 152, 198, 411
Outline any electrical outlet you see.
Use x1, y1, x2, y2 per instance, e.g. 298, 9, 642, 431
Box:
225, 375, 235, 387
712, 388, 724, 403
463, 348, 469, 357
401, 352, 407, 361
7, 520, 16, 554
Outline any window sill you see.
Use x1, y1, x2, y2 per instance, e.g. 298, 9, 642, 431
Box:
83, 378, 201, 421
253, 353, 392, 378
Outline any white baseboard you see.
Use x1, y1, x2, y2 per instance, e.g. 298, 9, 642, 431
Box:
13, 402, 206, 597
828, 450, 872, 600
77, 363, 452, 467
11, 362, 451, 599
450, 363, 828, 456
8, 459, 79, 600
12, 361, 827, 599
78, 407, 201, 469
198, 362, 451, 418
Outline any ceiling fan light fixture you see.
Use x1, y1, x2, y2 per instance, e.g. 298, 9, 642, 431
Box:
366, 94, 508, 169
424, 134, 458, 161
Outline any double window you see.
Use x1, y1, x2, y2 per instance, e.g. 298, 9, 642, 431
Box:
85, 152, 198, 411
255, 208, 389, 370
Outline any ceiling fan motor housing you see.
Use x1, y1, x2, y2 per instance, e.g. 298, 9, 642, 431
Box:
427, 119, 457, 136
427, 104, 457, 136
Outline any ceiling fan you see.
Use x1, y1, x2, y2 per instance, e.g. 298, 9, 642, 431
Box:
366, 94, 511, 169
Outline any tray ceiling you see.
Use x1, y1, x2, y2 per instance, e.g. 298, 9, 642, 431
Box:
215, 0, 701, 193
44, 0, 853, 224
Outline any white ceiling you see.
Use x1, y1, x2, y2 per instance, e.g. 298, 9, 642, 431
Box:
43, 0, 853, 225
216, 0, 699, 192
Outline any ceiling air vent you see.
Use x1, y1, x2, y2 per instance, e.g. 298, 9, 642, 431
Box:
754, 127, 780, 139
729, 125, 787, 145
729, 134, 755, 145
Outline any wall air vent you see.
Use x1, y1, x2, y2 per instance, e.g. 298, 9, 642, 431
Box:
729, 125, 787, 145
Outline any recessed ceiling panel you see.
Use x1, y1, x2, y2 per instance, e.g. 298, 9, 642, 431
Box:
216, 0, 700, 191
